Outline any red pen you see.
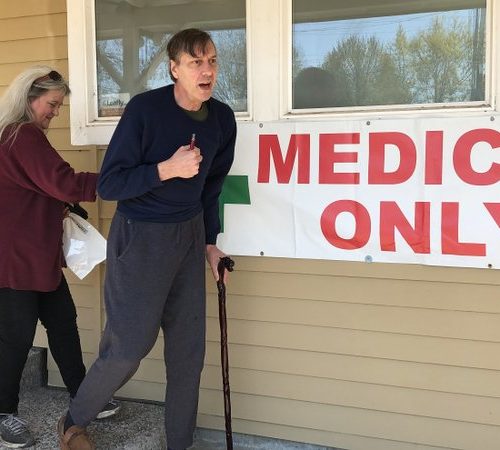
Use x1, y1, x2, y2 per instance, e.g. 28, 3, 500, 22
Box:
189, 133, 196, 150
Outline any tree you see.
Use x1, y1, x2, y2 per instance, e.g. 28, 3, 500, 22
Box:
322, 35, 409, 106
292, 45, 305, 80
211, 29, 247, 112
388, 26, 415, 104
407, 17, 474, 103
371, 52, 413, 106
318, 10, 485, 108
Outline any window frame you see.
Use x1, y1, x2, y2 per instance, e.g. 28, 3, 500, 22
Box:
67, 0, 253, 145
283, 0, 497, 118
67, 0, 499, 145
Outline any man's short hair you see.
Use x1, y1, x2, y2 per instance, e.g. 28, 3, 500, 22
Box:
167, 28, 215, 82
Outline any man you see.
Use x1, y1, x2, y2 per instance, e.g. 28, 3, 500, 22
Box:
57, 28, 236, 450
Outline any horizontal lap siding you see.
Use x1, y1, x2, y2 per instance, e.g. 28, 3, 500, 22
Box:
0, 1, 66, 19
0, 36, 68, 64
201, 261, 500, 449
3, 5, 499, 450
198, 390, 500, 450
103, 256, 500, 450
0, 3, 102, 395
196, 414, 452, 450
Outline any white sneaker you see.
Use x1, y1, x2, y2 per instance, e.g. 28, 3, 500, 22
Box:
95, 399, 121, 420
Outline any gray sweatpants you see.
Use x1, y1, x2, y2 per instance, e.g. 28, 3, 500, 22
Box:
69, 212, 206, 449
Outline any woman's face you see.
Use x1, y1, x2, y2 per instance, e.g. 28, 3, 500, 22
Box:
30, 89, 65, 130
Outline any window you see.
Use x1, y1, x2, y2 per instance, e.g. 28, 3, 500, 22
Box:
68, 1, 496, 144
94, 0, 247, 117
292, 0, 487, 110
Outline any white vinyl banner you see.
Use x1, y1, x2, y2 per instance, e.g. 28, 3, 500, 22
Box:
217, 115, 500, 269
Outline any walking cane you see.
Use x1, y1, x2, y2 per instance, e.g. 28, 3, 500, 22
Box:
217, 256, 235, 450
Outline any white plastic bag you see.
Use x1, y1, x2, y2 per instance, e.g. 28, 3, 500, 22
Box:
62, 212, 107, 279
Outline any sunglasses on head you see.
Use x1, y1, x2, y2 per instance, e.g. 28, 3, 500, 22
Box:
33, 70, 63, 85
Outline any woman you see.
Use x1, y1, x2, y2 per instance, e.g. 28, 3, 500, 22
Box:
0, 66, 119, 448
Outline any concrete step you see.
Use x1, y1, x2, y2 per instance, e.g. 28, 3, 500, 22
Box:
195, 428, 336, 450
8, 386, 335, 450
20, 347, 47, 391
15, 387, 166, 449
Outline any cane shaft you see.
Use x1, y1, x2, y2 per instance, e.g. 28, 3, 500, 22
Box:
217, 257, 235, 450
218, 284, 233, 449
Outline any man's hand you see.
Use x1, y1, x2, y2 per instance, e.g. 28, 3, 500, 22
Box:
206, 244, 229, 282
157, 145, 203, 181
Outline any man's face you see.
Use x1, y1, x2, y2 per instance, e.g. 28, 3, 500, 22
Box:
170, 42, 218, 110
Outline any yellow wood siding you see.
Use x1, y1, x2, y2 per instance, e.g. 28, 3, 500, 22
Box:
0, 1, 66, 19
2, 3, 500, 450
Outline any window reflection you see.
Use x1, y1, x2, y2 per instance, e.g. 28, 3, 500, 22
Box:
95, 0, 246, 117
292, 0, 486, 109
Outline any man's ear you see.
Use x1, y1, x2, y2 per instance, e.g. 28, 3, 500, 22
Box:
170, 60, 178, 81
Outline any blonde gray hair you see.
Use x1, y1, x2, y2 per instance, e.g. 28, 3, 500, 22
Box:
0, 65, 70, 144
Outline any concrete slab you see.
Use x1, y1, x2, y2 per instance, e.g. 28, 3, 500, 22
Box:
11, 387, 166, 450
5, 386, 336, 449
20, 347, 47, 391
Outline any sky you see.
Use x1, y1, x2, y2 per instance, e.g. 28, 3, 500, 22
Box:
293, 9, 478, 68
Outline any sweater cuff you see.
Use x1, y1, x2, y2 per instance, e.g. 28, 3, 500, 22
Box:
205, 231, 217, 245
147, 164, 163, 188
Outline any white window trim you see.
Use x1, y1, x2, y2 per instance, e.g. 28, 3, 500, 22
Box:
67, 0, 499, 146
67, 0, 258, 145
282, 0, 498, 120
67, 0, 109, 145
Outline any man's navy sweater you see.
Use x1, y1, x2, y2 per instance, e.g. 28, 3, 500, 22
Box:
97, 84, 236, 244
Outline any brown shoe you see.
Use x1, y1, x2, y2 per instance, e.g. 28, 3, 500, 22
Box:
57, 416, 95, 450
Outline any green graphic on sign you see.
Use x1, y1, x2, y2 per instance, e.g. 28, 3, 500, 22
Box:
219, 175, 251, 232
